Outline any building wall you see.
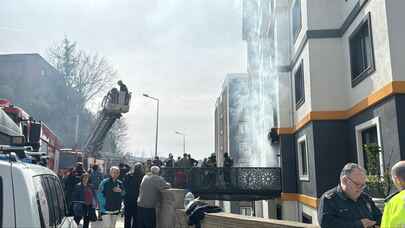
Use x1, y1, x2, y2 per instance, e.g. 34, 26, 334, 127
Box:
308, 39, 348, 111
306, 0, 343, 30
313, 121, 349, 197
342, 0, 362, 20
280, 134, 298, 193
342, 0, 393, 108
289, 0, 397, 119
281, 201, 299, 222
395, 95, 405, 160
385, 0, 405, 81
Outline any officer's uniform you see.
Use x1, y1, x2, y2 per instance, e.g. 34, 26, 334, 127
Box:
381, 190, 405, 228
318, 185, 382, 228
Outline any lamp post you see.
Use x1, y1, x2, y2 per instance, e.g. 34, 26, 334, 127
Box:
175, 131, 186, 155
143, 94, 159, 157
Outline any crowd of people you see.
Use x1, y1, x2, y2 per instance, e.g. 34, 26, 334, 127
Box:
62, 162, 170, 228
58, 152, 234, 228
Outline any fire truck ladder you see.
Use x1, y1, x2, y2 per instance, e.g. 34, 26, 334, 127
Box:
84, 90, 131, 156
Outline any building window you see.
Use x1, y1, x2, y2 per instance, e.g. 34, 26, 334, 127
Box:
355, 117, 383, 176
240, 207, 253, 216
349, 13, 375, 87
292, 0, 302, 42
297, 135, 309, 181
302, 213, 312, 224
294, 61, 305, 109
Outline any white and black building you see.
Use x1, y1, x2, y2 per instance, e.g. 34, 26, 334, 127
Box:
273, 0, 405, 225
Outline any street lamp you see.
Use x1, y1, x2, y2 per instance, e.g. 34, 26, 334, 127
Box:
175, 131, 186, 155
143, 93, 159, 157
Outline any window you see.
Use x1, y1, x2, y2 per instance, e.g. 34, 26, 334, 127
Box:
33, 175, 67, 227
302, 212, 312, 224
297, 135, 309, 181
355, 117, 383, 176
361, 126, 379, 175
294, 61, 305, 109
349, 13, 375, 87
292, 0, 302, 42
240, 207, 253, 216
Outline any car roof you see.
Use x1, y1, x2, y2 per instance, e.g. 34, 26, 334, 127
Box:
0, 159, 56, 177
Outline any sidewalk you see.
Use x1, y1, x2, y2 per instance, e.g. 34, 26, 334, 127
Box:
84, 217, 124, 228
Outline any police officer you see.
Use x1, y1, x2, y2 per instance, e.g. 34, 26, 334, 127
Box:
381, 160, 405, 227
318, 163, 382, 228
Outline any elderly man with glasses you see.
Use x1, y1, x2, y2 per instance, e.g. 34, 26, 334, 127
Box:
318, 163, 382, 228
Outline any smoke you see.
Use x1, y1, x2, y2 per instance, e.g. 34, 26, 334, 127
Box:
243, 0, 278, 167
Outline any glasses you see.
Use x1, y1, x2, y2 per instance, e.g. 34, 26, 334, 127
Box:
346, 176, 367, 190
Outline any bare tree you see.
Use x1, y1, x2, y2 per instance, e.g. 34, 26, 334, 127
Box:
47, 37, 128, 151
48, 37, 116, 109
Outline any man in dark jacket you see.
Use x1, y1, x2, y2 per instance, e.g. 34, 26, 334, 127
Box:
318, 163, 382, 228
123, 163, 145, 228
99, 166, 124, 227
164, 153, 175, 168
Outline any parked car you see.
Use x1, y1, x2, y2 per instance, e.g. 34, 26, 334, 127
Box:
0, 147, 77, 228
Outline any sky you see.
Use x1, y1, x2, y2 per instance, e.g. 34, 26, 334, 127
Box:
0, 0, 247, 159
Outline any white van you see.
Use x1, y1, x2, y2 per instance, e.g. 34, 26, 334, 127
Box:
0, 152, 77, 228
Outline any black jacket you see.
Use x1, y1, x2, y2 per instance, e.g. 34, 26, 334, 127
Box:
101, 178, 124, 212
123, 172, 144, 205
186, 200, 221, 228
318, 185, 382, 228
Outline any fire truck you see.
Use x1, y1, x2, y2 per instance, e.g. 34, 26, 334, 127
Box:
0, 83, 131, 172
0, 99, 62, 170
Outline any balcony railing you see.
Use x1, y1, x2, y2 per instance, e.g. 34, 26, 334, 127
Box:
160, 167, 282, 201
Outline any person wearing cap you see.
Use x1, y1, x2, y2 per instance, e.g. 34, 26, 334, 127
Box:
137, 166, 171, 228
381, 160, 405, 227
318, 163, 382, 228
123, 163, 145, 228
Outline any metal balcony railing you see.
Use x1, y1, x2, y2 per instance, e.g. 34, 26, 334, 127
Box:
160, 167, 282, 201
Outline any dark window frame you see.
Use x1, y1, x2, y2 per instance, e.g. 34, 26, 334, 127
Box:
349, 12, 375, 87
294, 60, 305, 110
292, 0, 302, 43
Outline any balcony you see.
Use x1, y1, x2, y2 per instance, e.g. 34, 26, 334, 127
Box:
160, 167, 282, 201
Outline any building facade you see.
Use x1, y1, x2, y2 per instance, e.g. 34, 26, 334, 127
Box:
215, 73, 249, 167
274, 0, 405, 224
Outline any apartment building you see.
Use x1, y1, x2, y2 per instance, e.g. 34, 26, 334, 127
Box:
274, 0, 405, 224
215, 73, 249, 167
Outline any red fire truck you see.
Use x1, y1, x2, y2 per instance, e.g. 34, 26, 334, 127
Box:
0, 99, 62, 171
